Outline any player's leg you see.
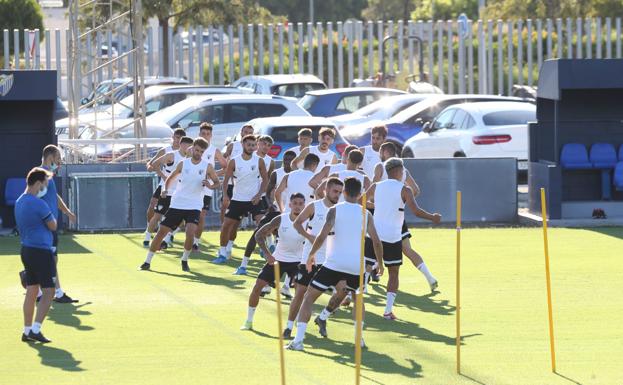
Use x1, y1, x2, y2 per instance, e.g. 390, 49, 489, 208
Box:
27, 249, 56, 343
144, 196, 158, 245
194, 196, 211, 250
351, 290, 367, 348
181, 221, 198, 272
384, 265, 400, 320
22, 284, 38, 340
234, 210, 274, 275
288, 286, 324, 350
243, 261, 276, 330
402, 238, 438, 292
140, 222, 174, 270
284, 282, 306, 338
314, 282, 348, 338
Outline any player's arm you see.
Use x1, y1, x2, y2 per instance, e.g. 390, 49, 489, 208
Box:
290, 148, 309, 170
330, 153, 338, 164
40, 202, 57, 231
306, 207, 335, 272
253, 158, 268, 204
266, 171, 278, 208
293, 203, 316, 243
403, 186, 441, 223
363, 174, 371, 192
308, 165, 330, 189
203, 164, 220, 189
163, 161, 183, 194
365, 213, 384, 277
222, 159, 235, 205
372, 163, 384, 183
146, 147, 165, 168
223, 142, 234, 159
56, 194, 76, 223
255, 215, 281, 264
315, 179, 327, 199
148, 152, 173, 179
267, 159, 275, 178
364, 183, 376, 209
214, 148, 228, 169
274, 174, 288, 212
404, 169, 420, 198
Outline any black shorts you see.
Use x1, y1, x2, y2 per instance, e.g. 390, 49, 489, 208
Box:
259, 209, 281, 227
152, 185, 162, 199
310, 266, 361, 292
257, 261, 300, 287
20, 246, 56, 288
402, 221, 411, 239
365, 238, 403, 267
202, 195, 212, 212
155, 195, 171, 215
295, 263, 322, 287
161, 208, 201, 229
256, 196, 269, 216
225, 200, 264, 221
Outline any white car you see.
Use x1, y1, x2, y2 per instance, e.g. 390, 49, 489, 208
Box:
232, 74, 326, 99
402, 101, 536, 170
148, 94, 310, 148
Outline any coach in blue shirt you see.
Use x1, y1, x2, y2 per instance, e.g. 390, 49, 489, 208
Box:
15, 167, 57, 344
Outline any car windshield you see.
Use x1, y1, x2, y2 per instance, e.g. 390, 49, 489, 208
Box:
272, 83, 325, 98
298, 94, 318, 110
483, 110, 535, 125
148, 98, 201, 124
351, 100, 385, 117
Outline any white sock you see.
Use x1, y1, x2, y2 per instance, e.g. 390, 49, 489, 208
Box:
417, 262, 436, 285
319, 308, 331, 321
219, 246, 227, 256
261, 286, 272, 293
54, 288, 64, 298
31, 322, 42, 334
145, 251, 155, 264
144, 231, 151, 241
354, 321, 365, 338
194, 237, 200, 245
247, 307, 256, 323
182, 249, 191, 262
293, 322, 307, 343
240, 256, 249, 268
385, 292, 397, 314
286, 320, 294, 330
38, 288, 42, 297
24, 326, 31, 335
282, 275, 291, 290
226, 240, 234, 252
172, 228, 181, 235
164, 233, 172, 243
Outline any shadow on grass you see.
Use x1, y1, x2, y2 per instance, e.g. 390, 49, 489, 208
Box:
147, 268, 247, 290
587, 227, 623, 241
28, 344, 85, 372
460, 373, 488, 385
555, 372, 584, 385
0, 234, 92, 256
48, 302, 94, 331
367, 284, 456, 316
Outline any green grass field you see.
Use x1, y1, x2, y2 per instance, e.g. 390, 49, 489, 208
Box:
1, 228, 622, 385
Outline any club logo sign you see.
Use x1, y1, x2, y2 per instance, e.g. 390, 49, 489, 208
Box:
0, 74, 14, 97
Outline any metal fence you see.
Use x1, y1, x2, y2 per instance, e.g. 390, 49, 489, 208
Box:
3, 17, 622, 98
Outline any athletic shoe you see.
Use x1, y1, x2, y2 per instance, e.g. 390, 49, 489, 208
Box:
233, 266, 247, 275
142, 240, 150, 247
192, 243, 199, 251
139, 262, 151, 271
282, 328, 292, 339
240, 321, 253, 330
285, 340, 304, 351
211, 255, 227, 264
383, 312, 397, 320
159, 241, 168, 250
21, 333, 33, 342
314, 316, 328, 338
54, 294, 78, 303
280, 286, 293, 300
430, 280, 439, 293
181, 261, 190, 272
260, 286, 272, 297
28, 330, 51, 343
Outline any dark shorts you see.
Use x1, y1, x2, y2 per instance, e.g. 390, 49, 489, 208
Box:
225, 200, 264, 221
155, 195, 171, 215
20, 246, 56, 288
202, 195, 212, 212
402, 221, 411, 239
152, 185, 162, 199
365, 238, 404, 267
295, 263, 322, 287
257, 261, 300, 288
161, 208, 201, 229
310, 266, 361, 292
256, 196, 269, 216
259, 209, 281, 227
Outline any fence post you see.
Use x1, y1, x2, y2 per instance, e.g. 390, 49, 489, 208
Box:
407, 20, 414, 75
367, 21, 374, 78
448, 20, 454, 94
606, 18, 612, 58
546, 19, 553, 59
328, 22, 334, 87
387, 20, 394, 75
188, 26, 194, 83
3, 29, 9, 69
218, 26, 225, 84
516, 20, 523, 88
198, 25, 205, 84
458, 21, 465, 94
576, 18, 582, 58
596, 18, 602, 59
585, 18, 592, 59
347, 20, 354, 85
467, 20, 474, 94
45, 29, 51, 70
55, 29, 61, 91
337, 21, 344, 88
297, 23, 304, 73
288, 23, 294, 74
527, 20, 533, 87
278, 23, 284, 74
427, 21, 435, 85
377, 20, 384, 74
318, 22, 324, 81
478, 20, 485, 94
268, 24, 274, 74
556, 19, 563, 58
357, 21, 363, 80
177, 26, 183, 79
566, 18, 573, 59
487, 20, 494, 94
24, 30, 30, 69
258, 24, 264, 76
147, 27, 154, 76
617, 18, 621, 58
497, 20, 503, 95
397, 20, 403, 73
248, 24, 254, 76
14, 29, 19, 69
35, 29, 41, 69
238, 24, 245, 78
507, 20, 514, 95
537, 19, 543, 67
437, 20, 444, 91
158, 26, 163, 76
307, 22, 314, 75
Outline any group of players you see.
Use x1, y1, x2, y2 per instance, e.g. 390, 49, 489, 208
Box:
139, 123, 441, 351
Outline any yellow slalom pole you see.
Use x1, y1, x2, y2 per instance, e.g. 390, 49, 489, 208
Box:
540, 188, 557, 373
274, 261, 286, 385
456, 191, 462, 374
354, 192, 367, 385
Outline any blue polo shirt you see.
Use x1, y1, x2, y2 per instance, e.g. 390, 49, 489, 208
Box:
41, 166, 59, 219
15, 193, 55, 250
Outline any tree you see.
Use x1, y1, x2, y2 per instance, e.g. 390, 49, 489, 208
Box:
411, 0, 479, 21
261, 0, 368, 23
0, 0, 44, 62
363, 0, 416, 22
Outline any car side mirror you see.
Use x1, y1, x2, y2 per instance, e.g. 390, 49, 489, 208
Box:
80, 97, 89, 105
422, 122, 432, 133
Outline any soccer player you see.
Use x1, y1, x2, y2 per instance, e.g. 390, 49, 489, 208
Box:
282, 177, 344, 339
290, 127, 338, 172
146, 137, 194, 250
195, 123, 228, 251
316, 149, 370, 202
372, 142, 439, 291
144, 128, 186, 246
308, 144, 358, 190
140, 138, 219, 272
241, 193, 308, 331
39, 145, 77, 303
286, 178, 384, 351
16, 167, 57, 343
213, 135, 268, 264
360, 125, 386, 178
287, 128, 313, 169
274, 153, 320, 213
366, 158, 441, 320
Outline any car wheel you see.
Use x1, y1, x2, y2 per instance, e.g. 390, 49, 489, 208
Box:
401, 147, 414, 158
453, 151, 466, 158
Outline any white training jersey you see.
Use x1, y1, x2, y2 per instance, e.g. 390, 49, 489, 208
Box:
273, 213, 306, 263
274, 167, 288, 208
285, 169, 315, 206
362, 145, 381, 178
324, 202, 368, 275
335, 169, 366, 202
161, 150, 186, 193
258, 153, 272, 197
373, 179, 405, 243
309, 145, 336, 172
227, 141, 244, 186
379, 161, 408, 183
201, 144, 217, 197
328, 163, 346, 174
170, 158, 209, 211
301, 199, 332, 265
288, 145, 306, 169
232, 153, 261, 202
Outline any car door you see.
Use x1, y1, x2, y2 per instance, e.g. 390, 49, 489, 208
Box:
413, 108, 457, 157
431, 108, 470, 157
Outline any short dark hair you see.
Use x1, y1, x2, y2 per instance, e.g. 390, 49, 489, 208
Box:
290, 192, 305, 201
348, 149, 363, 164
303, 153, 320, 168
242, 134, 257, 143
27, 167, 51, 186
180, 136, 194, 145
319, 127, 336, 139
326, 177, 344, 189
42, 144, 60, 160
259, 135, 274, 145
199, 122, 213, 132
283, 150, 296, 159
371, 125, 388, 138
343, 177, 362, 197
193, 137, 209, 149
298, 128, 312, 138
173, 128, 186, 137
343, 144, 358, 157
241, 124, 254, 132
380, 142, 397, 157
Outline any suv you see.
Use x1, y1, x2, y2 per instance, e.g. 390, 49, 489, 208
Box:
298, 87, 406, 117
232, 74, 326, 99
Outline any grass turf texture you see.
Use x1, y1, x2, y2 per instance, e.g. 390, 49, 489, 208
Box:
0, 228, 622, 385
